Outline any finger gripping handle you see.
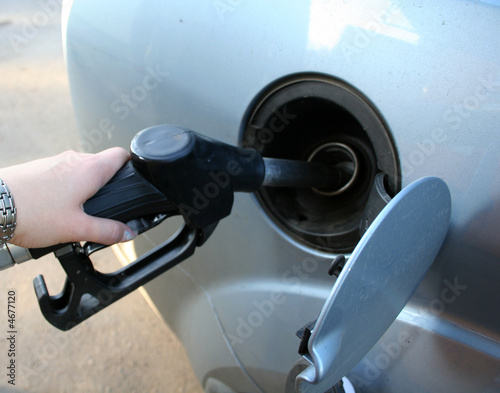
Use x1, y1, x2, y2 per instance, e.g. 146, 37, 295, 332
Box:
28, 161, 177, 259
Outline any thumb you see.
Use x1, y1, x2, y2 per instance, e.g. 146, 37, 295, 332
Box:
83, 216, 137, 245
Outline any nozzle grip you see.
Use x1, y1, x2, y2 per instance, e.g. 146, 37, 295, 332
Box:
83, 160, 176, 223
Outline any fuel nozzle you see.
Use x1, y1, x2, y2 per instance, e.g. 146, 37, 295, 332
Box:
130, 125, 347, 230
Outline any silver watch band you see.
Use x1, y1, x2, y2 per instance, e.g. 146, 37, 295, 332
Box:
0, 178, 16, 244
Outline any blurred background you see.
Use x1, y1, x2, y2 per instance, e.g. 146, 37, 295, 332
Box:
0, 1, 202, 392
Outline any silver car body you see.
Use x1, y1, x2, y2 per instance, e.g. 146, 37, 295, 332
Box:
63, 1, 500, 392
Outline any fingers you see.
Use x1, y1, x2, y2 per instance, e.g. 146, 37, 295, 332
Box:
84, 147, 131, 192
96, 147, 130, 177
84, 148, 134, 244
68, 148, 134, 245
1, 148, 135, 248
77, 148, 134, 245
75, 213, 136, 245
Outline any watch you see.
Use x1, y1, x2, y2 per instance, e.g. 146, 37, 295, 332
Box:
0, 178, 16, 244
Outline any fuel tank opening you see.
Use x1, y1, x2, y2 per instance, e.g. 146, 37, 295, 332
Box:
307, 142, 359, 196
241, 74, 400, 253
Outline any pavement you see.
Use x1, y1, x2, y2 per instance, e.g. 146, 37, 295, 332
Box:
0, 2, 203, 392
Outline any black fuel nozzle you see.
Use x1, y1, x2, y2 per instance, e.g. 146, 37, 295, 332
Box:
129, 125, 346, 235
31, 124, 344, 330
129, 125, 266, 238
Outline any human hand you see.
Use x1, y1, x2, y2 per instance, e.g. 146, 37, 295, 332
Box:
0, 148, 136, 249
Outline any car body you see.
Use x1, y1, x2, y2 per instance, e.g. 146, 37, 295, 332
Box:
62, 1, 500, 392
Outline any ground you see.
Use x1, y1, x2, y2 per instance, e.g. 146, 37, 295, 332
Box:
0, 2, 202, 392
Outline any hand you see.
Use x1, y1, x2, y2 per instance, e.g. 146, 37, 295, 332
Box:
0, 148, 136, 249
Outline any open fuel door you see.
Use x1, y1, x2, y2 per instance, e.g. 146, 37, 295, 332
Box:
296, 177, 451, 392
